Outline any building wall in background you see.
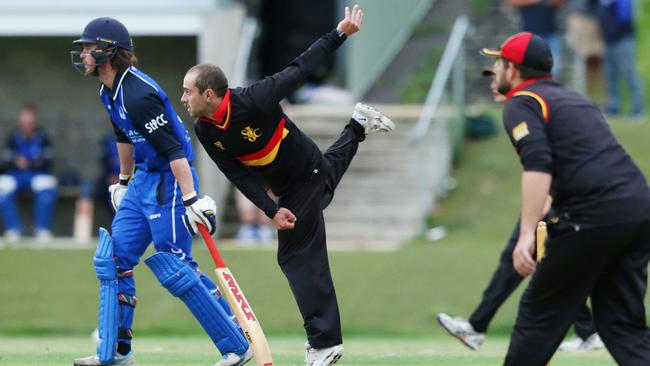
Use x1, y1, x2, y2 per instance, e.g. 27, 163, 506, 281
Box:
345, 0, 436, 98
0, 36, 196, 181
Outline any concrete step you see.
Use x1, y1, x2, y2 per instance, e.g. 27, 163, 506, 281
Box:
218, 104, 450, 246
323, 221, 420, 241
327, 192, 422, 205
324, 212, 420, 225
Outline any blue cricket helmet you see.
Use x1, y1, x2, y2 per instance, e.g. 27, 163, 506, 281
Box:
71, 17, 133, 74
73, 17, 133, 51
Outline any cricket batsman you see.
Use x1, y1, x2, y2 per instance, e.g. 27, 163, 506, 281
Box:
70, 17, 251, 366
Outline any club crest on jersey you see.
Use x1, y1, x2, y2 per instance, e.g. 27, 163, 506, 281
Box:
213, 141, 226, 150
512, 121, 530, 142
118, 106, 127, 119
241, 126, 262, 142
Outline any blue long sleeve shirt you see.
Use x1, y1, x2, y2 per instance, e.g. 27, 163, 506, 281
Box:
99, 66, 194, 172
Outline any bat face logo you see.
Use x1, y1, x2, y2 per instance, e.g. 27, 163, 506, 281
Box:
222, 272, 256, 321
241, 126, 262, 142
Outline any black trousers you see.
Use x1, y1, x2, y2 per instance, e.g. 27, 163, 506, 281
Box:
504, 220, 650, 366
469, 220, 596, 339
276, 121, 363, 348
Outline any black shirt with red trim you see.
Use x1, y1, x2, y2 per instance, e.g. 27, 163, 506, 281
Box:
503, 78, 650, 227
195, 29, 347, 219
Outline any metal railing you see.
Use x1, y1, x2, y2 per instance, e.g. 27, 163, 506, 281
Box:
409, 15, 472, 235
345, 0, 437, 98
208, 13, 257, 236
231, 16, 258, 87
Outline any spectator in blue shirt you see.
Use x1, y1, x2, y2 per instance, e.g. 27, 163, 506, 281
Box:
508, 0, 566, 78
590, 0, 644, 117
0, 104, 58, 243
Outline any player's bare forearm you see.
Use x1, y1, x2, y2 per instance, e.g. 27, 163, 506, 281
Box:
520, 171, 552, 240
169, 158, 195, 196
513, 171, 552, 276
116, 142, 135, 176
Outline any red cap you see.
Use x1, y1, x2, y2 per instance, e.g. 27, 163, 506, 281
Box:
480, 32, 553, 72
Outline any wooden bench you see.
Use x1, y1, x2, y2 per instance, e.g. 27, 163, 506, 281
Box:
0, 185, 113, 237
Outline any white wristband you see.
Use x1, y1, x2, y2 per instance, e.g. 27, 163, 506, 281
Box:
182, 191, 197, 202
118, 174, 131, 186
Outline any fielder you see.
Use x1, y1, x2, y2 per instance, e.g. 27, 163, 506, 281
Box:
483, 32, 650, 366
436, 69, 603, 352
180, 5, 393, 365
70, 17, 251, 366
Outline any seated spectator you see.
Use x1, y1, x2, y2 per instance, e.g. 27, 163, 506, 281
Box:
234, 189, 274, 245
0, 104, 58, 242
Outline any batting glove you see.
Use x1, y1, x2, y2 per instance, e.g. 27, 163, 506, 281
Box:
108, 174, 130, 211
182, 193, 217, 236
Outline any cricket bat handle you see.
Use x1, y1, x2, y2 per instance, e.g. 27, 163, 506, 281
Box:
536, 221, 547, 263
197, 224, 226, 268
197, 225, 275, 366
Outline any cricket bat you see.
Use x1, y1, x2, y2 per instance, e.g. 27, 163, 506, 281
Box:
197, 224, 274, 366
536, 221, 547, 263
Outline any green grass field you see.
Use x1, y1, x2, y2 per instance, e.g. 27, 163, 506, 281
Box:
0, 335, 617, 366
2, 118, 648, 365
2, 3, 650, 365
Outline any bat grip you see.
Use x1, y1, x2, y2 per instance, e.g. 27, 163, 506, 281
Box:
536, 221, 547, 263
198, 224, 226, 268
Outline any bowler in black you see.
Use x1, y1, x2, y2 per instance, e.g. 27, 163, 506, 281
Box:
179, 5, 395, 364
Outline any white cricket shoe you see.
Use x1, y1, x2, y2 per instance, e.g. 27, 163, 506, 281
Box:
4, 229, 20, 244
256, 225, 275, 243
352, 103, 395, 134
305, 342, 343, 366
558, 336, 583, 351
582, 333, 605, 350
436, 313, 485, 350
559, 333, 604, 351
73, 351, 135, 365
214, 347, 253, 366
235, 224, 257, 244
35, 229, 52, 244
